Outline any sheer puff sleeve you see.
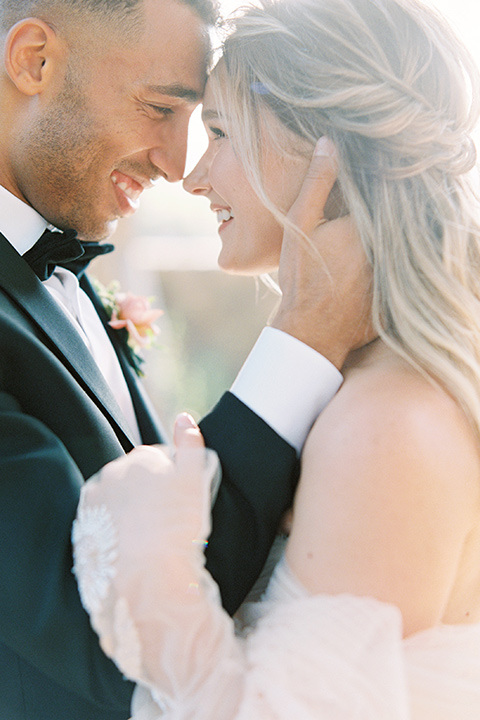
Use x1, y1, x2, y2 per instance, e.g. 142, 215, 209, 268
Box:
72, 446, 410, 720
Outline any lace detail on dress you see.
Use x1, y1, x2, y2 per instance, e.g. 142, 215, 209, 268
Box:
72, 503, 118, 614
113, 597, 143, 679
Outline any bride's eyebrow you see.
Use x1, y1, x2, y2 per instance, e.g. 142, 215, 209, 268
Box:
201, 108, 223, 123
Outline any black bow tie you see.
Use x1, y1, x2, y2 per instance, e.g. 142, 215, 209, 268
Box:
23, 228, 114, 280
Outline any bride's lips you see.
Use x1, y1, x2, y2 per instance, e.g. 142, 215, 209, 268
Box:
111, 170, 146, 216
212, 205, 234, 232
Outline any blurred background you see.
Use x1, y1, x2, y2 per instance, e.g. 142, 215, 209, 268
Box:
93, 0, 480, 436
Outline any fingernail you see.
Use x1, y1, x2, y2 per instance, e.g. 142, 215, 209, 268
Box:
175, 412, 197, 429
314, 136, 336, 157
174, 413, 204, 450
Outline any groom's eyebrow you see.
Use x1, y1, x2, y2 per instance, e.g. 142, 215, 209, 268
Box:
146, 83, 202, 103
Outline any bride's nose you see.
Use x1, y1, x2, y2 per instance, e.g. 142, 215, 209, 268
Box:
183, 150, 211, 196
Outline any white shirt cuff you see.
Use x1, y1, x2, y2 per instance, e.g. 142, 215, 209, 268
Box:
231, 327, 343, 454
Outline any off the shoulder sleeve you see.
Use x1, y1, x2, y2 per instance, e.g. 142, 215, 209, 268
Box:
72, 446, 410, 720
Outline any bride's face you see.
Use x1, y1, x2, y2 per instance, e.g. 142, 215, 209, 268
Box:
183, 72, 312, 275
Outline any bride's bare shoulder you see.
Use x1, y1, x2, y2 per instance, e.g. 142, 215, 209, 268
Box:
287, 342, 480, 631
304, 340, 480, 490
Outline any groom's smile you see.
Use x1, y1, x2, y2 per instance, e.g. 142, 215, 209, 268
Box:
2, 0, 208, 242
111, 171, 150, 216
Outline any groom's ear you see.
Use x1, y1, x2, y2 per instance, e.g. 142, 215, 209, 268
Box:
4, 18, 66, 96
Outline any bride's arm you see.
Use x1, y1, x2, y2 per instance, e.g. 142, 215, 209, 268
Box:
73, 440, 412, 720
72, 445, 246, 718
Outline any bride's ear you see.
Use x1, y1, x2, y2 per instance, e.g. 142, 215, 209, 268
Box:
174, 413, 205, 449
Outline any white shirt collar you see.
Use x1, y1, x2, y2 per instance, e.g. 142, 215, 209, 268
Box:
0, 184, 48, 255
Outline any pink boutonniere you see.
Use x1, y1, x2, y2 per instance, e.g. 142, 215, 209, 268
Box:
94, 280, 163, 376
108, 291, 163, 349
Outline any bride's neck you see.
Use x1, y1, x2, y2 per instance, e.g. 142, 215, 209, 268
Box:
342, 336, 384, 370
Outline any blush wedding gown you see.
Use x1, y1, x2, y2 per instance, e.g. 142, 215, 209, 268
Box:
72, 446, 480, 719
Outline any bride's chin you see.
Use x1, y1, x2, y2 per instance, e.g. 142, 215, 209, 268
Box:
217, 250, 248, 275
217, 250, 280, 277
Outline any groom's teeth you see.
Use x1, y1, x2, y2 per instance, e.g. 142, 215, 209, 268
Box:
112, 175, 142, 205
216, 209, 234, 223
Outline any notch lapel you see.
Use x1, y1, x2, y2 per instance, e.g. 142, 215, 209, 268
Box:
0, 233, 136, 449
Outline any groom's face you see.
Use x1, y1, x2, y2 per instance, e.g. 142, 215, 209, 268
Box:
8, 0, 208, 241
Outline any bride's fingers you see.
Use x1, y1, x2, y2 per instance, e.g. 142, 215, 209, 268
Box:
174, 412, 206, 449
288, 136, 338, 233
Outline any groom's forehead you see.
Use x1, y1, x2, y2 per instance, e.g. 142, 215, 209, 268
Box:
105, 0, 209, 97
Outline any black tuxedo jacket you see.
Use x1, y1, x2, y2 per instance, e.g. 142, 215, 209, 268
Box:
0, 233, 298, 720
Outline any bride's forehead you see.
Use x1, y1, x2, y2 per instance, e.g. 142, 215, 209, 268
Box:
201, 74, 229, 123
202, 78, 219, 109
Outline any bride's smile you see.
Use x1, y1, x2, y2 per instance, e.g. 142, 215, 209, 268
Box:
183, 65, 313, 275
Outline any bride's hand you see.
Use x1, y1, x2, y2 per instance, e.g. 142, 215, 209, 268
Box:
73, 426, 219, 629
272, 137, 375, 369
173, 412, 205, 449
72, 427, 229, 698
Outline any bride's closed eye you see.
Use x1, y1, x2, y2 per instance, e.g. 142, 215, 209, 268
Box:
208, 126, 227, 140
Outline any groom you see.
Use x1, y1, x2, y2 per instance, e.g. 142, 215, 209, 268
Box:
0, 1, 369, 719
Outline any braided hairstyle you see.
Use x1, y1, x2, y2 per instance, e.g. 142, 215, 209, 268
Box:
213, 0, 480, 439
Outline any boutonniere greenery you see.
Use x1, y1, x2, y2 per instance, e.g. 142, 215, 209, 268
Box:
93, 280, 163, 377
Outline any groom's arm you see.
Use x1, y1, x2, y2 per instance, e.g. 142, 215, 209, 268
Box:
201, 328, 342, 615
0, 392, 134, 713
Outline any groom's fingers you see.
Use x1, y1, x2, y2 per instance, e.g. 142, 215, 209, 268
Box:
174, 412, 205, 449
288, 136, 338, 233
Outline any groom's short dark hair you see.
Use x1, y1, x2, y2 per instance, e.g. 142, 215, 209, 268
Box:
0, 0, 218, 34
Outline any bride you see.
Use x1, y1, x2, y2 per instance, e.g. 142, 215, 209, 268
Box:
72, 0, 480, 717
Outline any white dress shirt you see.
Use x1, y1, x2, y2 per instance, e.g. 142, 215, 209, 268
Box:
232, 327, 342, 453
0, 184, 342, 454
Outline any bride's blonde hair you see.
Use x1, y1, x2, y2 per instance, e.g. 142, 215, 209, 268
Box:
213, 0, 480, 439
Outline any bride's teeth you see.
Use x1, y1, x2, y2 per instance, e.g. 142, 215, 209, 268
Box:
216, 209, 233, 223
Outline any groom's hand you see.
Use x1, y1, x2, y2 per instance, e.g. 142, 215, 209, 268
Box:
272, 137, 374, 370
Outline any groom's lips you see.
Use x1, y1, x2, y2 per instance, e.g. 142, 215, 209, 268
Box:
111, 170, 147, 216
